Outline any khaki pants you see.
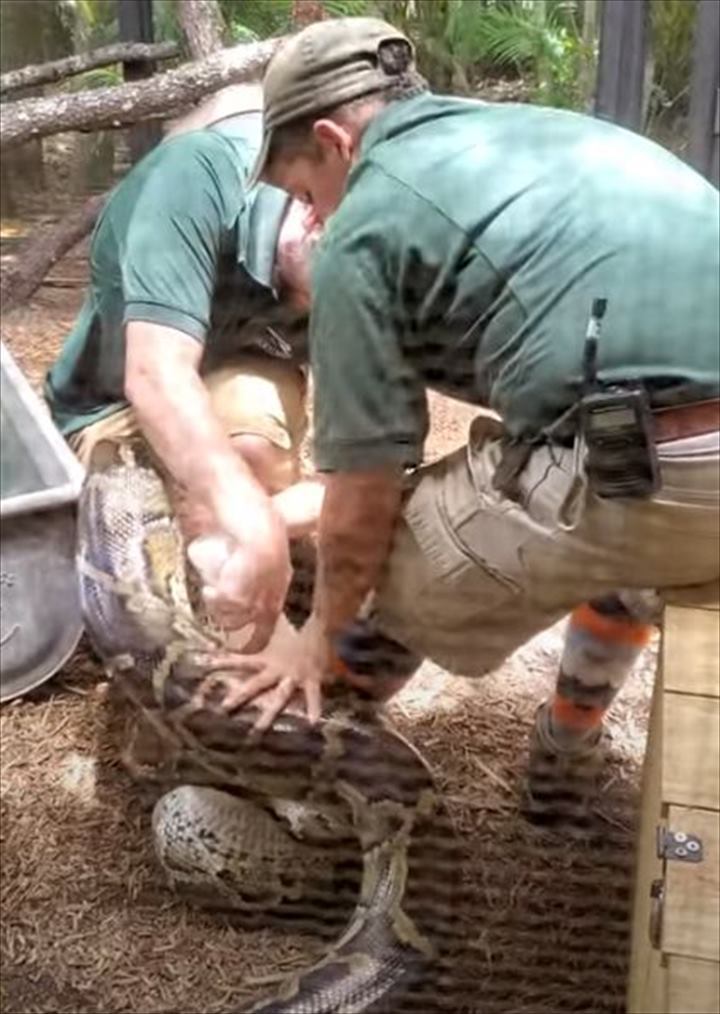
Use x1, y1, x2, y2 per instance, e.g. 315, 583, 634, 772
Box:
68, 356, 308, 468
375, 418, 720, 676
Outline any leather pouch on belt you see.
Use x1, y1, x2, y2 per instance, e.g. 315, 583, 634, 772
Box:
466, 412, 534, 504
491, 438, 535, 503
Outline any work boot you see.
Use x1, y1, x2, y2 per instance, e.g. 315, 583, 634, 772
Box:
522, 701, 605, 827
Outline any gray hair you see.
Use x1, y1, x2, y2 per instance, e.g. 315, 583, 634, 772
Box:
164, 82, 264, 139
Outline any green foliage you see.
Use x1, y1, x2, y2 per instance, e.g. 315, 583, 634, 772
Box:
444, 0, 587, 107
646, 0, 697, 138
1, 0, 74, 71
220, 0, 290, 42
65, 65, 122, 90
52, 0, 183, 93
220, 0, 370, 43
153, 0, 183, 45
54, 0, 700, 125
58, 0, 117, 48
375, 0, 470, 92
57, 1, 589, 108
215, 0, 590, 105
650, 0, 696, 99
323, 0, 372, 17
58, 0, 182, 49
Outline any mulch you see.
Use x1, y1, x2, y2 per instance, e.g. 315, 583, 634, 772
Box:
0, 188, 653, 1014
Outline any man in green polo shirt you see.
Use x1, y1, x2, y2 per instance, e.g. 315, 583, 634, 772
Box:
46, 83, 420, 698
216, 18, 719, 821
45, 88, 327, 649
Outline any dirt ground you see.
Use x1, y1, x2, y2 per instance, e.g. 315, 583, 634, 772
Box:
0, 195, 654, 1014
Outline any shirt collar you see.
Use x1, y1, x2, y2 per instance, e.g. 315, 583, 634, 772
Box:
239, 183, 291, 295
358, 92, 429, 159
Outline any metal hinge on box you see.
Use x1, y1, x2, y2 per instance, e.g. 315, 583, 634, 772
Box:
648, 827, 705, 950
656, 826, 704, 863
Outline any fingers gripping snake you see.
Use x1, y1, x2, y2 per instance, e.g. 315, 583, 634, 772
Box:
76, 440, 460, 1013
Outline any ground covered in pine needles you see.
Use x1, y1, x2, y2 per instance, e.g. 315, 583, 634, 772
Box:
1, 179, 653, 1014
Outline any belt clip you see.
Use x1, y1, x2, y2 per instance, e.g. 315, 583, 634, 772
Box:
557, 432, 589, 532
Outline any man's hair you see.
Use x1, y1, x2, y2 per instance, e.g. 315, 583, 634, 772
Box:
266, 46, 427, 169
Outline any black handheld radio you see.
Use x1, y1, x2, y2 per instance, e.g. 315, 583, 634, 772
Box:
578, 298, 660, 499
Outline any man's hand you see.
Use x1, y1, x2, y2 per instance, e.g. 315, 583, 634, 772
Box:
200, 612, 333, 729
192, 503, 292, 651
187, 475, 326, 647
198, 467, 404, 729
272, 477, 326, 538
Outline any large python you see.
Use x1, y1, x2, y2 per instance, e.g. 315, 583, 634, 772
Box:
76, 439, 460, 1013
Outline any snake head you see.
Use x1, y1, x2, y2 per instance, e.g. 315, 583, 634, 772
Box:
157, 649, 215, 711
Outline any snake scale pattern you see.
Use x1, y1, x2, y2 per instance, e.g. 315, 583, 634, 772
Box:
76, 439, 460, 1013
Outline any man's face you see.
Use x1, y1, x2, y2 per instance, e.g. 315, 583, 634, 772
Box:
274, 198, 323, 311
268, 119, 357, 224
271, 154, 347, 225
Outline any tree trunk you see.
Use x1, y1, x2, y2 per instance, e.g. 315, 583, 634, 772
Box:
117, 1, 163, 165
178, 0, 227, 60
0, 0, 72, 217
0, 160, 16, 216
0, 0, 72, 72
0, 37, 283, 151
0, 42, 179, 96
580, 0, 599, 110
1, 194, 107, 312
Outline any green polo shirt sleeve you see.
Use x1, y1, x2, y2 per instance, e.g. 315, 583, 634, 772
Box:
310, 239, 429, 472
120, 131, 246, 341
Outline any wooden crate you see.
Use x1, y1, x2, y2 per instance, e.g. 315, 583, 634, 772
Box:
628, 598, 720, 1014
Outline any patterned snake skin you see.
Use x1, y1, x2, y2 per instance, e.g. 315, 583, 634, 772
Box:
76, 439, 460, 1013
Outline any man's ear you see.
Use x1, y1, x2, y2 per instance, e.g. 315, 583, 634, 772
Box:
312, 119, 354, 160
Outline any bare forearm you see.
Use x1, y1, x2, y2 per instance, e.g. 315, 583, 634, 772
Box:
124, 323, 292, 640
313, 470, 403, 636
272, 478, 326, 538
133, 372, 264, 501
125, 323, 267, 516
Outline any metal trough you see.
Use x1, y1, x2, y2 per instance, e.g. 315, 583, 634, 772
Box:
0, 342, 85, 703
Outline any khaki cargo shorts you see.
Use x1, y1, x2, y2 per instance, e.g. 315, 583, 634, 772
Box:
68, 355, 308, 469
374, 416, 720, 677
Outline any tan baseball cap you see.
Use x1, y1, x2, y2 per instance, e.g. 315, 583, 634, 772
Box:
250, 17, 414, 184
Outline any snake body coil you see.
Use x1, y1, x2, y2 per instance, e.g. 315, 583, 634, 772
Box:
76, 441, 459, 1013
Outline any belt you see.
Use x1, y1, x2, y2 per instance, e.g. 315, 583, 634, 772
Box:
653, 399, 720, 444
494, 398, 719, 501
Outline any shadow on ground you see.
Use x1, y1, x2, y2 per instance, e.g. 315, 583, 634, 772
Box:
0, 628, 653, 1014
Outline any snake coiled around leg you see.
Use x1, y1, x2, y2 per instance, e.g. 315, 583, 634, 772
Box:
76, 439, 461, 1013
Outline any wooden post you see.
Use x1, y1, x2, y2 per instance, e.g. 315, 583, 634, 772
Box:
627, 596, 720, 1013
688, 0, 720, 188
118, 0, 162, 162
594, 0, 647, 132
